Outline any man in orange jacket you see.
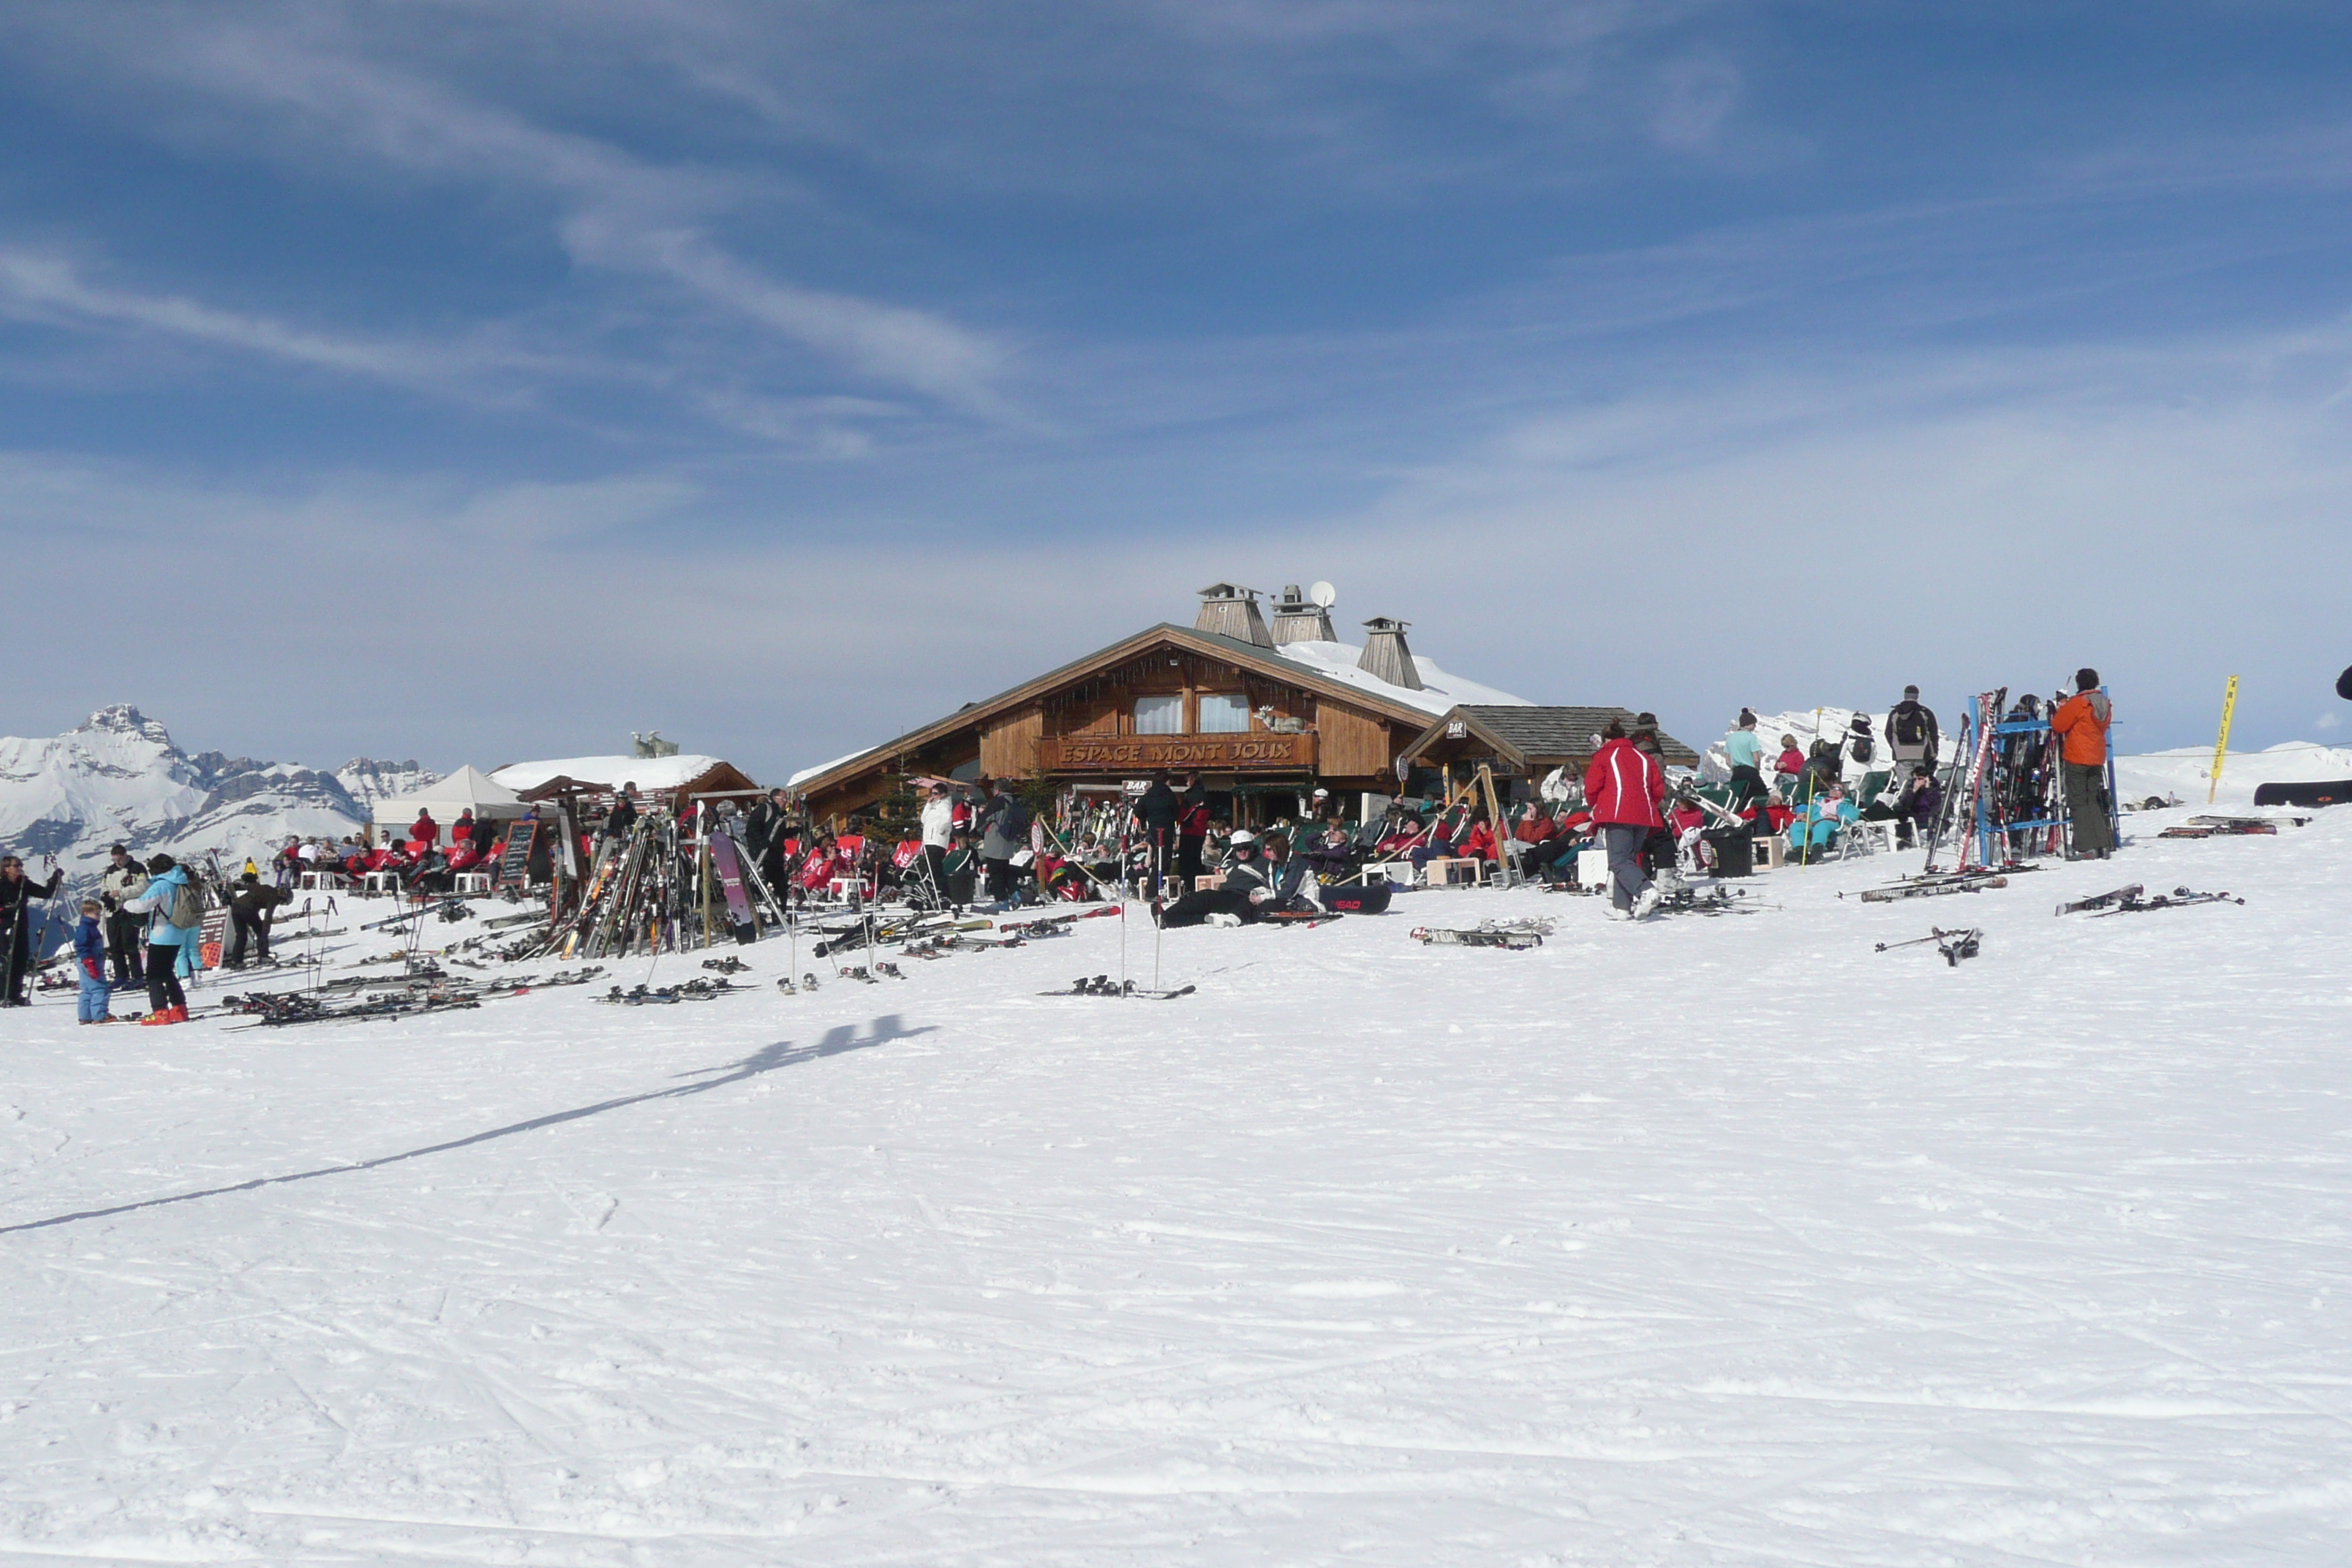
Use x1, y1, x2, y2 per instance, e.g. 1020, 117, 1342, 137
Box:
2048, 667, 2115, 859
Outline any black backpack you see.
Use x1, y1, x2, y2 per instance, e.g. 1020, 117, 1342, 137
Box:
1890, 704, 1930, 747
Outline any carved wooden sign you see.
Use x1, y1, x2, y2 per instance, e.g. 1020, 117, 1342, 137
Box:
1037, 734, 1316, 771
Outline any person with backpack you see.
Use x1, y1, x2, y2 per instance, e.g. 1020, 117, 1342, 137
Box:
1584, 720, 1666, 919
117, 853, 200, 1024
1887, 686, 1940, 773
0, 854, 66, 1006
2049, 668, 2116, 859
1846, 712, 1876, 765
976, 778, 1031, 907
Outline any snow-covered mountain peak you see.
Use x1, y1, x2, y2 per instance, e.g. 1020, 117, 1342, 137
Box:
74, 704, 178, 748
0, 710, 433, 883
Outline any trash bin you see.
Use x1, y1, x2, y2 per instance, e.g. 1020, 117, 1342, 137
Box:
1705, 829, 1753, 878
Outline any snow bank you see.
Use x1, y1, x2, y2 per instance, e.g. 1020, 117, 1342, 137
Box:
4, 803, 2349, 1561
2115, 740, 2352, 807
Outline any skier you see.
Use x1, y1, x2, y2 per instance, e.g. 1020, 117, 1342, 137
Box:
603, 786, 639, 841
72, 898, 112, 1023
1722, 709, 1768, 817
976, 778, 1031, 908
2049, 668, 2116, 859
410, 807, 439, 847
0, 854, 66, 1006
225, 872, 288, 968
1176, 774, 1211, 887
117, 853, 197, 1025
1133, 772, 1179, 894
98, 842, 148, 987
1887, 685, 1940, 774
1584, 720, 1665, 920
919, 782, 956, 895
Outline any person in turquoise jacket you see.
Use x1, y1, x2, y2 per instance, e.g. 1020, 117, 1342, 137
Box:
1788, 785, 1858, 860
118, 854, 197, 1024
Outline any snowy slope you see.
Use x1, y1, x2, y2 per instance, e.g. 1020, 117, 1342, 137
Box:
0, 706, 436, 879
2116, 740, 2352, 807
4, 802, 2350, 1563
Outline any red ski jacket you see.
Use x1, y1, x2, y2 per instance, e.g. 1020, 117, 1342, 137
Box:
1584, 739, 1665, 829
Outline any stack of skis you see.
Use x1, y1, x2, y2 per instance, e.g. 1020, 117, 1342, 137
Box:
530, 815, 784, 962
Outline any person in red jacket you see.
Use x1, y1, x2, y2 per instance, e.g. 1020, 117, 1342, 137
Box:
2048, 667, 2115, 859
410, 809, 439, 847
1584, 720, 1666, 919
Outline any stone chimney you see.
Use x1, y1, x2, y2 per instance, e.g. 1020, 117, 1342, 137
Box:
1357, 617, 1423, 690
1270, 584, 1336, 644
1195, 583, 1273, 647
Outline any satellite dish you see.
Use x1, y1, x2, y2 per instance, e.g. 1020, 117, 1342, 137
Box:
1308, 581, 1337, 608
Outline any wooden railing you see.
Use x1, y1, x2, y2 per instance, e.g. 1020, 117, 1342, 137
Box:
1034, 733, 1317, 772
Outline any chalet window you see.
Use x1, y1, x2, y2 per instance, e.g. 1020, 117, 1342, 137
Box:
1134, 694, 1183, 735
1197, 694, 1251, 734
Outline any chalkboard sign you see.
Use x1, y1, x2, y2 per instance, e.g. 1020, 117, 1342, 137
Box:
498, 820, 540, 886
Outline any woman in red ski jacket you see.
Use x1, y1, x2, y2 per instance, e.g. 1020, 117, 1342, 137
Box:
1583, 723, 1665, 918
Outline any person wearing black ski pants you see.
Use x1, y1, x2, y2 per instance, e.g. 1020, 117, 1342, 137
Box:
145, 943, 186, 1017
0, 857, 64, 1006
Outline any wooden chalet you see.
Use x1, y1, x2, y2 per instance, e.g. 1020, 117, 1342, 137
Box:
791, 587, 1699, 825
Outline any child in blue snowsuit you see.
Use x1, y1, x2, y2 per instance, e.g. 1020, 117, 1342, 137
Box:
73, 899, 112, 1023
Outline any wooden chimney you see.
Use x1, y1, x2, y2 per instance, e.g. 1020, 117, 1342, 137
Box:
1195, 584, 1273, 647
1270, 584, 1337, 644
1357, 617, 1423, 690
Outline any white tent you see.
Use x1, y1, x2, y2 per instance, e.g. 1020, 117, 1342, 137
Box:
372, 764, 528, 829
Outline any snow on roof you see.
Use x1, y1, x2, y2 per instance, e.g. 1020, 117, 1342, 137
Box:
1262, 639, 1531, 716
491, 755, 731, 794
788, 750, 877, 789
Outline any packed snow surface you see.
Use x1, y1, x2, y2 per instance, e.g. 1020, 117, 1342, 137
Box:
4, 804, 2350, 1564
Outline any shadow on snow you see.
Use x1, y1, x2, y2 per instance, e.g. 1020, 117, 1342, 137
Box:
0, 1014, 927, 1237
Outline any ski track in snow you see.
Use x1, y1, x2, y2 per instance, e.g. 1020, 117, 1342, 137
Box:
2, 804, 2349, 1564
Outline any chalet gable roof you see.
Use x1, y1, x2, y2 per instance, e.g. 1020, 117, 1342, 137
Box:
788, 623, 1501, 794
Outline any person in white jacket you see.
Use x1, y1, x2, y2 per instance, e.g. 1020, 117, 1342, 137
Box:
918, 782, 957, 898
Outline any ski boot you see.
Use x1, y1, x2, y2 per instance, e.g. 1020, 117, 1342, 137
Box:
875, 962, 904, 980
774, 976, 798, 995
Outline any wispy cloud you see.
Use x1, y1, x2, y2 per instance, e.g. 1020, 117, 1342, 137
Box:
4, 6, 1018, 423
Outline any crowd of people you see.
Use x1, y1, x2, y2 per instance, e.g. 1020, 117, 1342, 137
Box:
9, 674, 2127, 1020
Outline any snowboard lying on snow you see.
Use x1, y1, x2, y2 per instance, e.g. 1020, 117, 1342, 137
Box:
2252, 780, 2351, 807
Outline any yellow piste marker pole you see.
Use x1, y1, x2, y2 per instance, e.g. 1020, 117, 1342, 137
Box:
2207, 675, 2239, 804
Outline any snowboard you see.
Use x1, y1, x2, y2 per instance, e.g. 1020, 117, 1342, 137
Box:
706, 829, 759, 945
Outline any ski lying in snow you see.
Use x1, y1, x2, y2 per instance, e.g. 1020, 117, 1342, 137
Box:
1044, 976, 1195, 998
2085, 887, 2244, 916
1413, 926, 1542, 948
1876, 927, 1981, 965
1854, 875, 2008, 903
2056, 883, 2144, 916
598, 977, 750, 1004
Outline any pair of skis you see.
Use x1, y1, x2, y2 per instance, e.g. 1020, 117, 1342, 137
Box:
2065, 885, 2243, 917
1412, 917, 1553, 949
1851, 872, 2009, 903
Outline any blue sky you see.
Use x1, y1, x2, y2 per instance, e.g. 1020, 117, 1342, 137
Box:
2, 1, 2349, 780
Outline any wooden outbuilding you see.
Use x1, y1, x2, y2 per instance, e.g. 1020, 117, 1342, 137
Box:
1395, 704, 1700, 785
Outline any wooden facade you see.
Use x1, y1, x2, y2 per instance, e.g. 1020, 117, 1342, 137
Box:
793, 624, 1440, 825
